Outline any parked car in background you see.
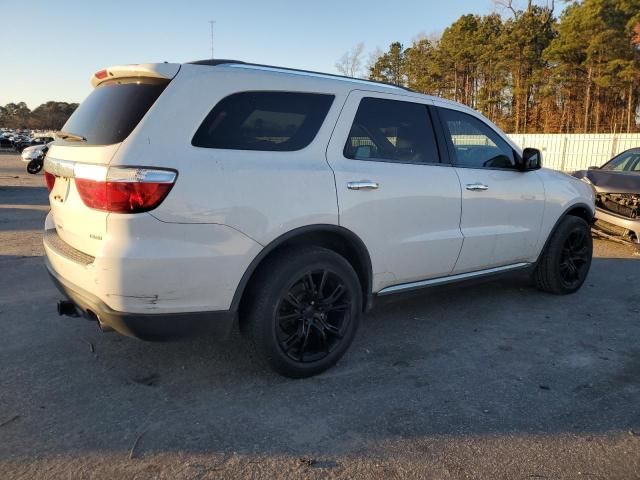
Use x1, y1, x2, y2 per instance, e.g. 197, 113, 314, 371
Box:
21, 142, 52, 173
0, 137, 13, 150
14, 136, 54, 153
572, 147, 640, 246
44, 60, 595, 378
21, 142, 50, 161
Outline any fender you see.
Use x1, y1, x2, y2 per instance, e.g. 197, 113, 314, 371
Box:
230, 224, 374, 313
535, 202, 595, 264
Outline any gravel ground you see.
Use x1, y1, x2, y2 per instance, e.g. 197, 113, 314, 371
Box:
1, 153, 639, 479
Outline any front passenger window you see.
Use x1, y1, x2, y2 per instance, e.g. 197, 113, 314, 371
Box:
439, 108, 516, 169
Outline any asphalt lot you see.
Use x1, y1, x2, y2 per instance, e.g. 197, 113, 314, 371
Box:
1, 152, 639, 479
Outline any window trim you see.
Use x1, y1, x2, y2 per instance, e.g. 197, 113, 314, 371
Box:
190, 90, 336, 152
341, 96, 444, 167
435, 106, 521, 171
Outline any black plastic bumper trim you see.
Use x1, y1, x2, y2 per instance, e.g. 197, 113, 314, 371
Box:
45, 259, 235, 341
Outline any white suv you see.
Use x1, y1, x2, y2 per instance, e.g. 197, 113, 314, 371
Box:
44, 60, 595, 377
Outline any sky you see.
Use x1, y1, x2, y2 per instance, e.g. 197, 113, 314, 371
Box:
0, 0, 505, 108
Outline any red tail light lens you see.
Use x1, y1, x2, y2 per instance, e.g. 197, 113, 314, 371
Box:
45, 171, 56, 191
74, 167, 176, 213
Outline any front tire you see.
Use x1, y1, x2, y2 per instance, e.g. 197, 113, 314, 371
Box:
27, 158, 43, 174
533, 216, 593, 294
242, 246, 362, 378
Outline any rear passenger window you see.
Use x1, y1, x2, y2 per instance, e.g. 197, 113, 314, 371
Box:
192, 91, 334, 151
344, 97, 440, 163
439, 108, 516, 169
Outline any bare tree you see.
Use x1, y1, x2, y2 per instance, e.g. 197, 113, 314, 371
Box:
494, 0, 555, 17
335, 43, 366, 78
494, 0, 520, 17
365, 47, 384, 77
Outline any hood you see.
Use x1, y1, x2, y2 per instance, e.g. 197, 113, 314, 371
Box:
572, 169, 640, 194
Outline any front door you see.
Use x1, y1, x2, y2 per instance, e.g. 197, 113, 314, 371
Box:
434, 104, 545, 273
326, 91, 463, 292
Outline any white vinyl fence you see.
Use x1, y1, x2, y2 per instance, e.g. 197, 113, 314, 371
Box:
507, 133, 640, 171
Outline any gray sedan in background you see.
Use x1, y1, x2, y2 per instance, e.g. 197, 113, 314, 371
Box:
572, 147, 640, 246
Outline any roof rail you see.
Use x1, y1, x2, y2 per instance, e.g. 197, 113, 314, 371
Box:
187, 59, 415, 93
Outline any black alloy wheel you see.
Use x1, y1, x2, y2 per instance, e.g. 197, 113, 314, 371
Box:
533, 215, 593, 294
275, 269, 352, 363
558, 228, 590, 288
243, 246, 362, 378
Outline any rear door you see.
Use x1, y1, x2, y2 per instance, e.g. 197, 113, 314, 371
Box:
326, 91, 463, 292
434, 104, 545, 273
45, 75, 172, 256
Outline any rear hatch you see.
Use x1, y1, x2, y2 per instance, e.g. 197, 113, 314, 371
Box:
45, 63, 180, 257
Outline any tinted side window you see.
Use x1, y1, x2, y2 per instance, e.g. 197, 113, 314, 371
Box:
439, 108, 515, 169
192, 91, 334, 151
602, 150, 640, 172
344, 97, 440, 163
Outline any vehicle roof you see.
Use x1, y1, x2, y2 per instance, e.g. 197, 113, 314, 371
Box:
93, 59, 473, 115
186, 59, 466, 110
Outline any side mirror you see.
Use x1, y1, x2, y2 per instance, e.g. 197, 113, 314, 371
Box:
520, 148, 542, 171
587, 165, 600, 170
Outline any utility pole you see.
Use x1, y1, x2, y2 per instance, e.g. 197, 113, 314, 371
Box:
208, 20, 216, 59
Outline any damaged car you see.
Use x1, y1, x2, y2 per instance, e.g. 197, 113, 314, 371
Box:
572, 147, 640, 246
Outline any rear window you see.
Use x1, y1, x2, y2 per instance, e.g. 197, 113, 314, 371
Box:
61, 77, 169, 146
344, 97, 440, 164
192, 91, 334, 151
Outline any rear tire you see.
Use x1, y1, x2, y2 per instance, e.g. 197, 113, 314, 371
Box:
533, 216, 592, 294
242, 246, 362, 378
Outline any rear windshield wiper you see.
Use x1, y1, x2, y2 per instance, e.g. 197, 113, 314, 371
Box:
55, 130, 87, 142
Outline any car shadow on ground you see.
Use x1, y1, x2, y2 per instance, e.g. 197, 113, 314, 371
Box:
0, 185, 48, 206
0, 207, 49, 232
1, 255, 639, 462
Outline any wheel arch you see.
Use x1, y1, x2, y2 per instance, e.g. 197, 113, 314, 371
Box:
536, 202, 594, 263
231, 224, 374, 314
564, 203, 594, 225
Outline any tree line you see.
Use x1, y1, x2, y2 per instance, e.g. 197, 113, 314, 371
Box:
337, 0, 640, 134
0, 101, 78, 130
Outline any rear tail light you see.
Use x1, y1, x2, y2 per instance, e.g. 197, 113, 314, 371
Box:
44, 171, 56, 191
73, 166, 176, 213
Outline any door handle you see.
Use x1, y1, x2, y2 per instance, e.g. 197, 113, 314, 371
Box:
347, 181, 379, 191
465, 183, 489, 191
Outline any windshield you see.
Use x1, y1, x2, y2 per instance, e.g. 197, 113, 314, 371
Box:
61, 77, 169, 146
601, 150, 640, 172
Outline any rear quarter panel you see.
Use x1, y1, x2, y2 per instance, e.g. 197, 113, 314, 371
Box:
109, 65, 348, 246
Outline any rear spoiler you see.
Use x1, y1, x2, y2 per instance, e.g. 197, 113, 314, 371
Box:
90, 63, 181, 87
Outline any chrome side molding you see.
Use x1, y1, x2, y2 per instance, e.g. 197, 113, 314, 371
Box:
377, 262, 531, 296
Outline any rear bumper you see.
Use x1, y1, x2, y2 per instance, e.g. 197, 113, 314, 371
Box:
43, 210, 261, 314
46, 258, 235, 341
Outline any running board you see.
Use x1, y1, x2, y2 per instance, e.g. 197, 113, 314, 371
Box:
377, 262, 532, 296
